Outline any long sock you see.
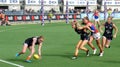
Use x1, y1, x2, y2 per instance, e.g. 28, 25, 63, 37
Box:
26, 56, 31, 60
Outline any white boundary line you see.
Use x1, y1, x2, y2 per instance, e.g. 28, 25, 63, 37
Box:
0, 59, 24, 67
0, 27, 26, 32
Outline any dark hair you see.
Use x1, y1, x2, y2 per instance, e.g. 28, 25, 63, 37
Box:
38, 36, 44, 39
83, 17, 89, 21
108, 16, 113, 20
81, 19, 85, 25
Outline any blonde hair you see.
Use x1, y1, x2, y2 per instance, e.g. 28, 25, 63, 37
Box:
71, 20, 81, 28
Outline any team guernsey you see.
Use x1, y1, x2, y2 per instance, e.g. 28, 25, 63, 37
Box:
103, 22, 113, 40
75, 28, 89, 40
24, 36, 39, 47
87, 22, 100, 40
93, 12, 99, 21
88, 22, 99, 33
94, 12, 99, 19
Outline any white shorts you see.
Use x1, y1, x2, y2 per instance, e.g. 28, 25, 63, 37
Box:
92, 32, 101, 40
94, 18, 99, 22
23, 43, 28, 46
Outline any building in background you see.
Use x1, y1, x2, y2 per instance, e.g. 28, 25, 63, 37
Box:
0, 0, 20, 11
63, 0, 97, 13
24, 0, 59, 13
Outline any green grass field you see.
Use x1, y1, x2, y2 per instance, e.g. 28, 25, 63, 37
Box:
0, 20, 120, 67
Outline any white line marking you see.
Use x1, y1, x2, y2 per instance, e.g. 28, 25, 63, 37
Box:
0, 59, 24, 67
0, 27, 26, 32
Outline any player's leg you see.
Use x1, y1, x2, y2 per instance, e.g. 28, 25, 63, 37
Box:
94, 33, 104, 56
96, 39, 103, 56
94, 20, 97, 27
97, 20, 100, 29
102, 36, 107, 49
25, 46, 35, 62
16, 43, 28, 57
105, 39, 111, 48
79, 40, 89, 56
72, 40, 82, 59
87, 36, 97, 54
5, 20, 11, 26
1, 19, 5, 26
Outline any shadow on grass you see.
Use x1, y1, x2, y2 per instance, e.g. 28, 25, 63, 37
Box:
96, 59, 120, 64
42, 52, 93, 59
7, 58, 25, 63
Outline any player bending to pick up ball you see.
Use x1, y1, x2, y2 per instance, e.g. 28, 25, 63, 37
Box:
16, 36, 44, 63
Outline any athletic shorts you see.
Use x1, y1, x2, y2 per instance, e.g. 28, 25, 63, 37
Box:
103, 34, 113, 40
80, 34, 89, 40
23, 40, 32, 47
92, 32, 101, 40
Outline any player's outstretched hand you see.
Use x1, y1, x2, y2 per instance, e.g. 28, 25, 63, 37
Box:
113, 35, 116, 38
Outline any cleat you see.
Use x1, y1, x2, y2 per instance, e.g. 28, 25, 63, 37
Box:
93, 49, 97, 55
99, 51, 104, 57
105, 46, 110, 48
25, 60, 32, 63
15, 53, 20, 57
86, 50, 90, 56
108, 46, 111, 48
72, 56, 77, 60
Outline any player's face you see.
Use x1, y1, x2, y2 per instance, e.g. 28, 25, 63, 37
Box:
83, 19, 88, 24
38, 38, 44, 43
107, 18, 112, 23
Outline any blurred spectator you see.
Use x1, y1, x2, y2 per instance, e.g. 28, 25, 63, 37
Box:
49, 8, 56, 14
0, 12, 11, 26
108, 8, 112, 16
48, 11, 53, 22
69, 8, 74, 13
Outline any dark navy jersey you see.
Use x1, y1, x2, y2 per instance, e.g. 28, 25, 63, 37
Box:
24, 36, 39, 47
74, 28, 89, 40
103, 22, 114, 40
74, 28, 82, 34
104, 22, 113, 35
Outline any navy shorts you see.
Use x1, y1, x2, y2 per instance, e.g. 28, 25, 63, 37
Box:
103, 34, 113, 40
80, 34, 89, 40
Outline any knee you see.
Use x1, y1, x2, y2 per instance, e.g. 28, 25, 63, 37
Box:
75, 46, 79, 49
79, 46, 83, 50
88, 41, 91, 44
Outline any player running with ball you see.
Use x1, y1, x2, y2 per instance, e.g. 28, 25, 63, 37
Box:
16, 36, 44, 63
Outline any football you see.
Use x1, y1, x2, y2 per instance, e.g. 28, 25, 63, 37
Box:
33, 54, 40, 59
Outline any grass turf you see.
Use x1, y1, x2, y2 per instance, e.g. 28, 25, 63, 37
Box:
0, 20, 120, 67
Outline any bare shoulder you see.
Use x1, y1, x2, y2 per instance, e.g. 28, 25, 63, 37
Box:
32, 37, 37, 41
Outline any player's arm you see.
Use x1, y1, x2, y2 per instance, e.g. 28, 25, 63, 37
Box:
113, 24, 118, 38
85, 23, 95, 32
76, 23, 84, 30
38, 43, 42, 56
99, 23, 105, 33
31, 38, 37, 54
85, 26, 94, 32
